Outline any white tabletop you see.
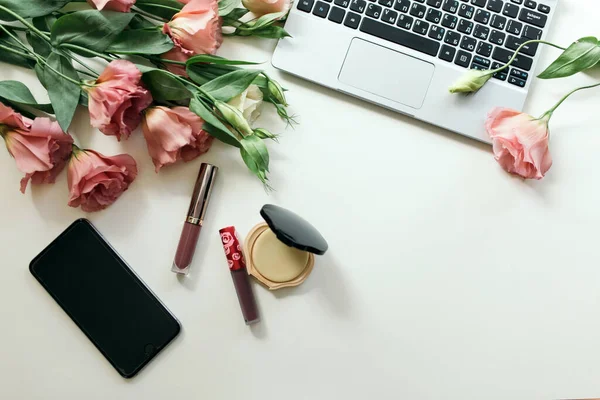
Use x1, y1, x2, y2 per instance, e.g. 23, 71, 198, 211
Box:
2, 2, 600, 399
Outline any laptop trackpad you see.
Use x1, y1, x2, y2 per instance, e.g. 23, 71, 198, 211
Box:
338, 38, 435, 109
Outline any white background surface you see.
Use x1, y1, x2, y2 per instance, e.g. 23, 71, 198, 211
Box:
1, 1, 600, 399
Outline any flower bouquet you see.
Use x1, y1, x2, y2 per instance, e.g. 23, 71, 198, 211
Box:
449, 36, 600, 180
0, 0, 292, 212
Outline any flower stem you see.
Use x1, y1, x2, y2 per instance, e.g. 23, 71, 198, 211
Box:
492, 40, 567, 73
0, 5, 50, 42
540, 82, 600, 121
61, 44, 115, 61
0, 43, 36, 60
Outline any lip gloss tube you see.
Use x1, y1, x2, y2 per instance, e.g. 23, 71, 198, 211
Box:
172, 163, 218, 275
219, 226, 260, 325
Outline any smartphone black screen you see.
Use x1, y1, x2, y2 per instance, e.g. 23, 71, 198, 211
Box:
30, 219, 180, 378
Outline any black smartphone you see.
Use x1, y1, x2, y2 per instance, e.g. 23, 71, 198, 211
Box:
30, 219, 181, 378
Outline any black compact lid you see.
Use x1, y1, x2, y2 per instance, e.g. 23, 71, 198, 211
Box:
260, 204, 328, 255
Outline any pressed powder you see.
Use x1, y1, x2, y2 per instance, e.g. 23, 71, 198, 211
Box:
244, 205, 329, 291
252, 229, 309, 282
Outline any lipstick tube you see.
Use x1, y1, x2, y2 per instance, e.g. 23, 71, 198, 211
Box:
172, 163, 218, 275
219, 226, 260, 325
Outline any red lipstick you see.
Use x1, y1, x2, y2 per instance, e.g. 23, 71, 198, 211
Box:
219, 226, 260, 325
172, 163, 218, 275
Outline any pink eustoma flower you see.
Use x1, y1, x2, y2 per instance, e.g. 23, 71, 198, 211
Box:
67, 148, 138, 212
84, 60, 153, 141
86, 0, 136, 12
485, 107, 552, 180
0, 103, 73, 193
142, 106, 213, 171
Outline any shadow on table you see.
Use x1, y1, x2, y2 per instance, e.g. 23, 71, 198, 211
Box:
271, 252, 356, 319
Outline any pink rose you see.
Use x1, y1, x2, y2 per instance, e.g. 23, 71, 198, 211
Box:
84, 60, 153, 141
0, 103, 73, 193
142, 106, 213, 172
86, 0, 136, 12
161, 0, 222, 75
242, 0, 291, 16
67, 148, 138, 212
485, 107, 552, 180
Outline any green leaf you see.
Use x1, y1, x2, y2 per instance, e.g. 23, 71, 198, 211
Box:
26, 31, 52, 58
245, 11, 286, 31
135, 0, 183, 20
222, 7, 248, 21
0, 0, 69, 21
43, 51, 81, 131
219, 0, 241, 16
129, 14, 155, 29
107, 29, 173, 55
186, 54, 260, 66
142, 69, 191, 101
189, 97, 241, 147
240, 134, 270, 183
51, 10, 134, 53
32, 14, 58, 32
0, 80, 53, 113
200, 69, 262, 102
0, 28, 35, 69
187, 64, 235, 85
34, 64, 47, 88
538, 37, 600, 79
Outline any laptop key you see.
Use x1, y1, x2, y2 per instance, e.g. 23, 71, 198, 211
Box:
510, 68, 528, 80
439, 44, 457, 61
502, 3, 519, 18
442, 0, 459, 13
410, 3, 427, 17
489, 29, 505, 45
492, 62, 508, 80
313, 1, 330, 16
444, 30, 461, 46
471, 63, 487, 70
428, 25, 445, 40
508, 75, 526, 87
297, 0, 315, 12
426, 8, 443, 23
524, 0, 535, 8
359, 17, 441, 56
537, 3, 550, 13
458, 3, 474, 18
455, 50, 472, 67
522, 24, 542, 40
442, 13, 458, 28
518, 8, 547, 27
486, 0, 503, 12
394, 0, 411, 12
378, 0, 394, 7
413, 19, 430, 34
382, 8, 399, 23
511, 0, 522, 3
505, 35, 538, 56
476, 41, 493, 56
328, 6, 346, 22
397, 14, 414, 29
460, 36, 477, 52
471, 0, 487, 7
457, 18, 474, 34
344, 11, 362, 28
490, 14, 507, 29
350, 0, 367, 13
506, 19, 522, 35
366, 3, 383, 18
492, 46, 533, 70
335, 0, 351, 7
473, 55, 491, 67
474, 9, 490, 24
473, 24, 489, 40
427, 0, 443, 8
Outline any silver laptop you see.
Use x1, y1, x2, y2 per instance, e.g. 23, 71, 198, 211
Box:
273, 0, 558, 143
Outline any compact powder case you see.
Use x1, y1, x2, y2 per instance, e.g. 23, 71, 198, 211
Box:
244, 205, 328, 290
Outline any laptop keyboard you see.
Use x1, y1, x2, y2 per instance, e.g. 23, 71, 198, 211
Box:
297, 0, 551, 88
